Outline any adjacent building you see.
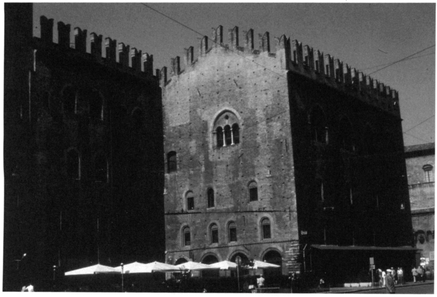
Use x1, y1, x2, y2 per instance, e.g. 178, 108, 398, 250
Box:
4, 4, 165, 290
405, 143, 435, 271
161, 25, 416, 285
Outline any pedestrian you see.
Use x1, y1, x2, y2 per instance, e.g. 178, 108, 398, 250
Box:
257, 274, 265, 289
417, 265, 425, 282
385, 269, 396, 294
391, 267, 397, 284
412, 266, 418, 283
382, 269, 386, 287
397, 267, 404, 285
378, 269, 383, 287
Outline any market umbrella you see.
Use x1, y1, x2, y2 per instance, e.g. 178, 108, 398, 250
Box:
251, 260, 280, 269
115, 261, 180, 274
209, 260, 238, 270
176, 261, 219, 271
65, 264, 120, 276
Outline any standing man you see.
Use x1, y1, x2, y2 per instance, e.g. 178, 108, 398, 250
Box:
412, 266, 418, 283
257, 274, 265, 289
385, 269, 396, 294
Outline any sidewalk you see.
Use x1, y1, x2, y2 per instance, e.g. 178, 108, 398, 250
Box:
327, 280, 434, 294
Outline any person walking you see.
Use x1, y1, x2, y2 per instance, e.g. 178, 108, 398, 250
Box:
385, 269, 396, 294
397, 267, 404, 285
412, 266, 418, 283
382, 270, 386, 287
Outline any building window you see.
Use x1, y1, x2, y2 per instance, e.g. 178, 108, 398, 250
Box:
63, 86, 76, 114
213, 111, 240, 148
338, 117, 355, 151
167, 151, 177, 173
186, 191, 195, 211
216, 127, 224, 147
249, 181, 258, 201
309, 106, 328, 144
228, 221, 237, 242
315, 179, 324, 201
132, 108, 143, 130
183, 226, 191, 246
210, 223, 219, 244
207, 188, 215, 208
89, 89, 103, 120
261, 218, 271, 239
67, 149, 80, 179
95, 153, 107, 183
423, 164, 434, 183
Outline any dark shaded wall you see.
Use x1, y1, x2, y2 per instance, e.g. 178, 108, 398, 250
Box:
4, 7, 165, 291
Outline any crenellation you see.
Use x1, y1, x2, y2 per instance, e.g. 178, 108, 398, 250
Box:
184, 46, 194, 66
259, 32, 270, 53
90, 33, 102, 60
130, 48, 142, 72
292, 40, 303, 66
228, 26, 239, 49
358, 72, 366, 93
171, 56, 181, 76
351, 68, 358, 87
40, 16, 54, 44
334, 59, 343, 83
315, 50, 324, 75
118, 42, 130, 67
212, 25, 223, 47
74, 27, 87, 52
343, 64, 352, 86
303, 45, 314, 70
143, 53, 154, 76
199, 36, 209, 57
324, 54, 334, 80
245, 29, 254, 51
105, 37, 117, 63
57, 21, 70, 48
159, 66, 168, 87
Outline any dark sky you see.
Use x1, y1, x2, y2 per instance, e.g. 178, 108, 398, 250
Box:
32, 2, 435, 146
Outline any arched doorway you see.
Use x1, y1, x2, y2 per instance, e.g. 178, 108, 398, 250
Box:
175, 258, 188, 265
263, 250, 282, 279
230, 252, 250, 277
201, 254, 219, 278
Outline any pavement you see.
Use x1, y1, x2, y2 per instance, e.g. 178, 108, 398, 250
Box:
326, 280, 434, 294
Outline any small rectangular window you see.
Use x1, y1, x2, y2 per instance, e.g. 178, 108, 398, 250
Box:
184, 232, 191, 246
212, 229, 218, 243
249, 187, 258, 201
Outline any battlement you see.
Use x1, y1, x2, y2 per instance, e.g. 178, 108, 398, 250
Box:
36, 16, 155, 78
161, 25, 400, 116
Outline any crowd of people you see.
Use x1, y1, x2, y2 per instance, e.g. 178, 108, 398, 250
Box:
376, 264, 429, 294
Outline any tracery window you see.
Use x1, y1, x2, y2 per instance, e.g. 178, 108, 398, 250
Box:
213, 111, 240, 148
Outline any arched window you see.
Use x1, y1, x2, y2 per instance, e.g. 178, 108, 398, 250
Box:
89, 89, 103, 120
67, 149, 80, 179
423, 164, 434, 183
186, 191, 195, 211
207, 188, 215, 208
95, 153, 107, 182
309, 106, 328, 144
224, 125, 232, 146
167, 151, 177, 173
261, 218, 271, 239
232, 124, 240, 144
216, 127, 224, 147
63, 86, 76, 115
248, 181, 258, 202
213, 111, 241, 148
210, 223, 219, 244
228, 221, 237, 242
182, 226, 191, 246
338, 117, 355, 151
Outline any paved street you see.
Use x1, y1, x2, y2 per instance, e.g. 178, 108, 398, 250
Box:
327, 281, 434, 294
